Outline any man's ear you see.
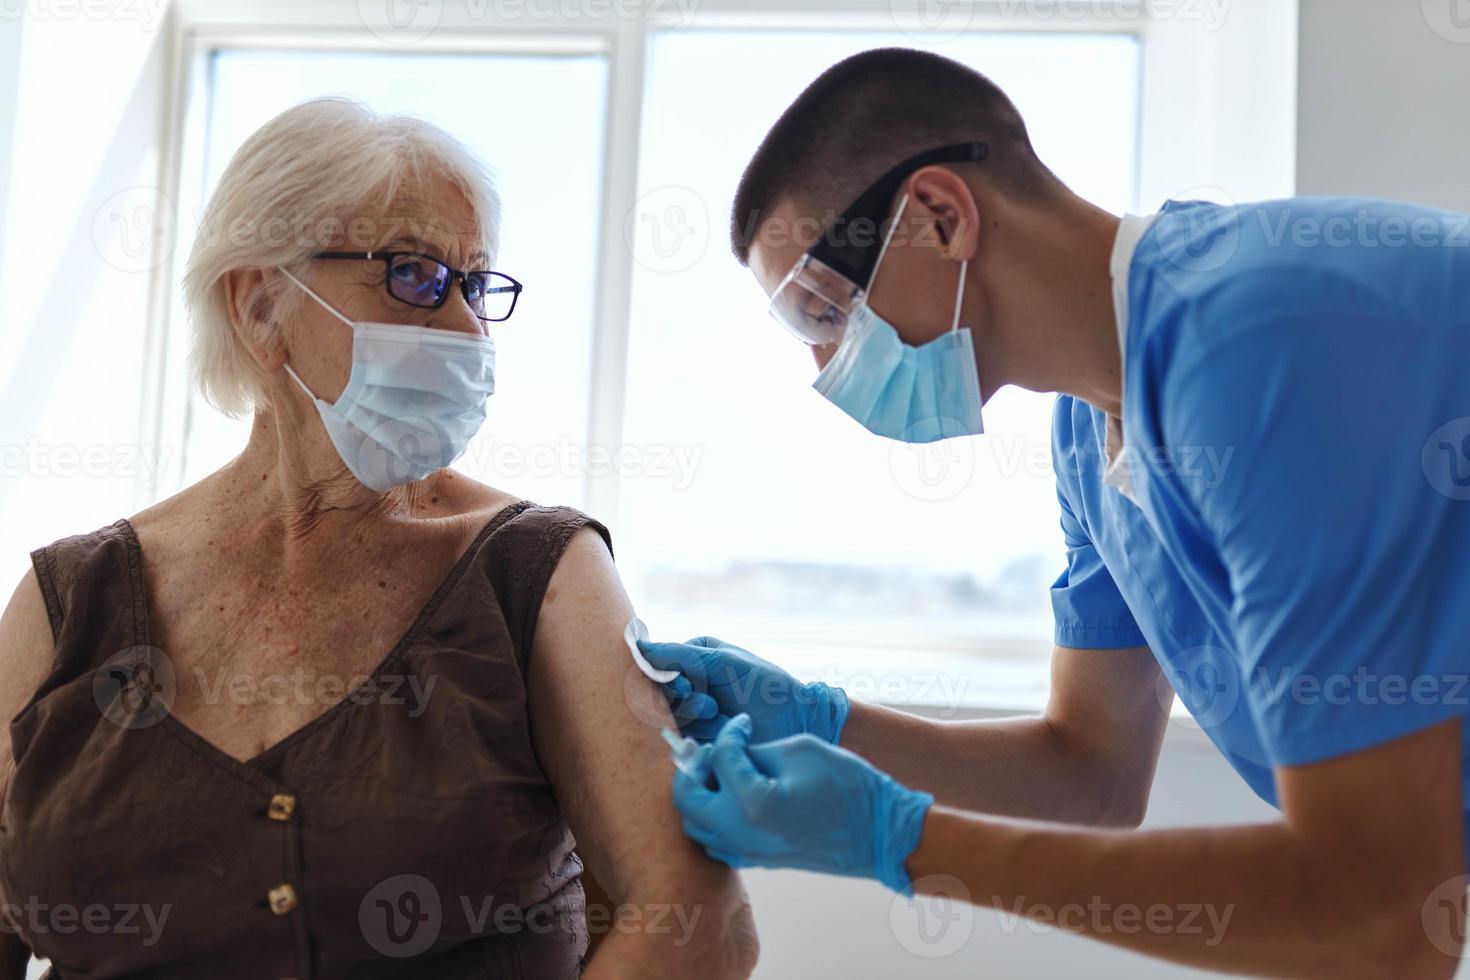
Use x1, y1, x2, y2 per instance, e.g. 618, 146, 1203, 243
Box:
909, 165, 982, 263
221, 267, 286, 371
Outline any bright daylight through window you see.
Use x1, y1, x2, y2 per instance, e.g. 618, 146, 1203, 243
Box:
175, 28, 1138, 711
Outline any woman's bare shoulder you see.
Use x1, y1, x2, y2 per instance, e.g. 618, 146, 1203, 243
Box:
1, 568, 54, 677
122, 472, 226, 546
434, 471, 521, 514
0, 568, 55, 771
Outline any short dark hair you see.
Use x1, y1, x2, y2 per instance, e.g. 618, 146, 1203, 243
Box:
730, 47, 1059, 264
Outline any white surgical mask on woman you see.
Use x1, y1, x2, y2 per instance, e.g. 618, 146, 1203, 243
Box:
277, 267, 496, 491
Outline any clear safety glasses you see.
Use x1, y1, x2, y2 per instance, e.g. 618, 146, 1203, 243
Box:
765, 141, 989, 348
767, 253, 866, 348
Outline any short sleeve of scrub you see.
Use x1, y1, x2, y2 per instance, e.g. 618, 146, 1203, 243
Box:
1051, 397, 1150, 651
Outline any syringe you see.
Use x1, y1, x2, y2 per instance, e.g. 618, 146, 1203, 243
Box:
661, 727, 706, 780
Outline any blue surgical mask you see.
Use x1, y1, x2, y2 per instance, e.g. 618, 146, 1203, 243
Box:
278, 267, 496, 492
811, 195, 984, 443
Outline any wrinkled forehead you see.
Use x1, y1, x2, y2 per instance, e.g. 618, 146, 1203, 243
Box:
348, 176, 493, 265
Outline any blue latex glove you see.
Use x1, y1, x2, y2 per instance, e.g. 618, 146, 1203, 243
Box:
637, 635, 850, 744
672, 714, 933, 896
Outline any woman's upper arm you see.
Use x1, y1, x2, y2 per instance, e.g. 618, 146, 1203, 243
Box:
527, 528, 756, 977
0, 566, 53, 974
0, 568, 53, 789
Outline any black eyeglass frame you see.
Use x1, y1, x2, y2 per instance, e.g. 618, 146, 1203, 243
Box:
806, 141, 989, 291
314, 250, 524, 323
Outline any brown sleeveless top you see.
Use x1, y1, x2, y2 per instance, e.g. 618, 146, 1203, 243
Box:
1, 501, 611, 979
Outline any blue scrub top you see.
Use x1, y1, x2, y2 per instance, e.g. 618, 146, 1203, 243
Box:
1051, 196, 1470, 817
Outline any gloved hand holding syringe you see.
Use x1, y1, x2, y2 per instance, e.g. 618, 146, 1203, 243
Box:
661, 727, 709, 781
625, 617, 716, 785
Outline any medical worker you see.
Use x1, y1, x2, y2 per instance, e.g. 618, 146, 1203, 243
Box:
638, 47, 1470, 977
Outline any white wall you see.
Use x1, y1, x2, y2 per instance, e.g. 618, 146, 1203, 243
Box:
1297, 0, 1470, 212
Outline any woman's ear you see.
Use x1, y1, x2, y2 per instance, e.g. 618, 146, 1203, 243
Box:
222, 267, 286, 371
910, 165, 982, 263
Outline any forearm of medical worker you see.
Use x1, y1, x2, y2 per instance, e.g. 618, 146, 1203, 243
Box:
843, 645, 1168, 828
906, 718, 1465, 979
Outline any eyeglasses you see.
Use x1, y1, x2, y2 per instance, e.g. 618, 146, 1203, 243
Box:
767, 142, 988, 347
314, 251, 523, 322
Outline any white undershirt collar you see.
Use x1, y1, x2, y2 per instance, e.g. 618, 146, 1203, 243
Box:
1102, 212, 1159, 503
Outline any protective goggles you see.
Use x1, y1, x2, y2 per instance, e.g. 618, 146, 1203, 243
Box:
767, 142, 988, 347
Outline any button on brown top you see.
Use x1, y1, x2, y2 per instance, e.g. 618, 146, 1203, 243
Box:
269, 884, 298, 915
2, 502, 608, 979
268, 793, 296, 821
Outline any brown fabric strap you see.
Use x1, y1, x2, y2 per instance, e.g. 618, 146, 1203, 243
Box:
482, 504, 614, 668
26, 542, 63, 643
26, 521, 139, 669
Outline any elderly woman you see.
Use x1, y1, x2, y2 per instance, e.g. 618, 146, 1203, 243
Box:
0, 98, 756, 979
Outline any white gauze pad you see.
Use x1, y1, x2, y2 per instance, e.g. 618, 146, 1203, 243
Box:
625, 617, 680, 684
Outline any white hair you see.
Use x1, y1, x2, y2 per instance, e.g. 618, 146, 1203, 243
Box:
182, 97, 501, 417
